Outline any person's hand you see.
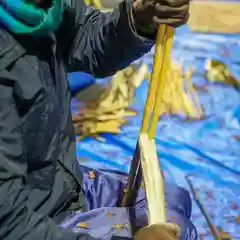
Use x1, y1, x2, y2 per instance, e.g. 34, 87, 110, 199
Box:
131, 0, 190, 37
134, 223, 180, 240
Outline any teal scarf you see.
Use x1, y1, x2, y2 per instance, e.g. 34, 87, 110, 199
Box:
0, 0, 64, 35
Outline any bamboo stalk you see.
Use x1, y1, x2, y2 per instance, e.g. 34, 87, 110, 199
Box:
140, 26, 174, 224
121, 26, 166, 207
121, 26, 174, 217
148, 27, 174, 139
140, 25, 166, 134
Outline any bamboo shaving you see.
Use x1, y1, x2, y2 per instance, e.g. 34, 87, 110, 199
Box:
205, 59, 240, 88
73, 61, 203, 141
73, 63, 149, 141
151, 62, 204, 119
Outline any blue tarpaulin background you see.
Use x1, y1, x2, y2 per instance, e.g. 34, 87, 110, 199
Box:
68, 25, 240, 239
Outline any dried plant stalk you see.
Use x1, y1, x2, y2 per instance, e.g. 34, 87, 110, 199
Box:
139, 134, 166, 224
185, 176, 232, 240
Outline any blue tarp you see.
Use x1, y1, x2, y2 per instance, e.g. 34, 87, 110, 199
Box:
68, 25, 240, 239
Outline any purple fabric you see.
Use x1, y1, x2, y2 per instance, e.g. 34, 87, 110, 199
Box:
59, 166, 197, 240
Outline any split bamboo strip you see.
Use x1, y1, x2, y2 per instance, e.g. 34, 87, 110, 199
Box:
121, 25, 168, 207
139, 134, 166, 224
148, 27, 174, 140
135, 27, 175, 224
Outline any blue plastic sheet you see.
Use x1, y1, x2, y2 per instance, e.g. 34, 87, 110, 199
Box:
69, 25, 240, 239
68, 72, 95, 92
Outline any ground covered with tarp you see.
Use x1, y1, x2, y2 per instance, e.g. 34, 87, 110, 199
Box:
68, 25, 240, 239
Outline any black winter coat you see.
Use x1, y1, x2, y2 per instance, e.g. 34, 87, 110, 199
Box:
0, 0, 153, 239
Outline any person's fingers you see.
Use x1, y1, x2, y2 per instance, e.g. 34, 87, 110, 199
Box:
154, 228, 177, 240
153, 3, 189, 27
160, 223, 180, 237
148, 223, 180, 237
153, 16, 180, 24
159, 0, 190, 8
159, 230, 178, 240
134, 225, 175, 240
148, 223, 180, 240
169, 12, 189, 27
155, 3, 189, 17
153, 16, 188, 28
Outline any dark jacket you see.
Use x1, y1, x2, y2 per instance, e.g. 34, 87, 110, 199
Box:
0, 0, 153, 239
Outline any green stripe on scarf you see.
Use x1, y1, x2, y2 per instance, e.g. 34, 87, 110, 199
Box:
0, 0, 64, 35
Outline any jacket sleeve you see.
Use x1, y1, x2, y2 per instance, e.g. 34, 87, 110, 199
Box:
0, 71, 98, 240
60, 0, 154, 77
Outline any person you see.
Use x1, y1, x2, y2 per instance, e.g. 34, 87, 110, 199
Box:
0, 0, 196, 239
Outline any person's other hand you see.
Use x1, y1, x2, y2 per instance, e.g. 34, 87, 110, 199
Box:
131, 0, 190, 37
134, 223, 180, 240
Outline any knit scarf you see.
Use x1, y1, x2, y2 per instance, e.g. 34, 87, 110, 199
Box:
0, 0, 64, 35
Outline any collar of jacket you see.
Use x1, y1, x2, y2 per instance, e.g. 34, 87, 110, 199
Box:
0, 28, 26, 71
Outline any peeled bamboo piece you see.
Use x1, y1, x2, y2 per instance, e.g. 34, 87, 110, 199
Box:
139, 134, 166, 224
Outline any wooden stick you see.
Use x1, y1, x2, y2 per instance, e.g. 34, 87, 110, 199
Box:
120, 142, 142, 207
139, 134, 166, 224
185, 177, 221, 240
